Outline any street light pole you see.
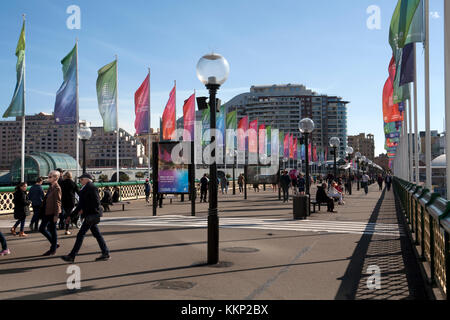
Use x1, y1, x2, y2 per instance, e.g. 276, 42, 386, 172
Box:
82, 139, 87, 174
305, 133, 310, 195
333, 147, 337, 179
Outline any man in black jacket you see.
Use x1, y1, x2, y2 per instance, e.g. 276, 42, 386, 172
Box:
61, 173, 110, 263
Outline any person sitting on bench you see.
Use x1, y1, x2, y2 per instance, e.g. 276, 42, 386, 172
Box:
328, 182, 344, 205
112, 187, 120, 203
316, 183, 335, 213
101, 187, 113, 212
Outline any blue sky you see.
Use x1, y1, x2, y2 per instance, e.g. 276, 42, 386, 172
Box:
0, 0, 445, 156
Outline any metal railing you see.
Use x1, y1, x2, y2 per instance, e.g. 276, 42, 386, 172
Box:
0, 181, 147, 216
394, 177, 450, 300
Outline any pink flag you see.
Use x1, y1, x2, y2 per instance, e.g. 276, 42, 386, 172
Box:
134, 74, 150, 135
183, 93, 195, 142
258, 124, 266, 154
249, 120, 258, 153
162, 85, 176, 140
238, 116, 248, 151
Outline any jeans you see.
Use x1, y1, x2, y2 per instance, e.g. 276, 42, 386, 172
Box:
40, 215, 58, 252
69, 220, 109, 257
386, 183, 391, 191
62, 207, 74, 231
13, 217, 26, 232
239, 184, 243, 193
282, 187, 289, 202
0, 232, 7, 250
30, 205, 41, 230
200, 189, 207, 202
363, 182, 369, 194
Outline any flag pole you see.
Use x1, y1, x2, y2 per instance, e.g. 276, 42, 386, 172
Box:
424, 0, 432, 190
115, 55, 120, 183
408, 96, 413, 182
21, 14, 26, 183
148, 68, 151, 182
76, 38, 80, 182
414, 44, 420, 184
445, 0, 450, 199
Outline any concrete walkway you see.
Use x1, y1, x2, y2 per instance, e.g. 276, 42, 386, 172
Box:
0, 184, 429, 300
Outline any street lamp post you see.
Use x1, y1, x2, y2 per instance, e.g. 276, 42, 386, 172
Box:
346, 147, 354, 195
329, 137, 340, 180
79, 125, 92, 174
355, 152, 361, 191
299, 118, 315, 195
196, 53, 230, 265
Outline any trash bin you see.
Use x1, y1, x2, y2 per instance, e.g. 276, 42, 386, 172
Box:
293, 195, 309, 220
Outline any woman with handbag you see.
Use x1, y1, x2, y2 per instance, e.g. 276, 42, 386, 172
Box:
61, 173, 110, 263
11, 182, 31, 237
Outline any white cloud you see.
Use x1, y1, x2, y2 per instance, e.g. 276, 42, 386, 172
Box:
430, 11, 440, 19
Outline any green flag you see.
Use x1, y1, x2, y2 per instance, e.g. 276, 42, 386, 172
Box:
225, 110, 237, 154
96, 60, 117, 132
201, 106, 210, 146
266, 126, 271, 157
389, 0, 421, 51
3, 22, 26, 118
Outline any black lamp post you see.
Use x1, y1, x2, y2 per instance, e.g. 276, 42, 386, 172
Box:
79, 125, 92, 174
299, 118, 315, 195
346, 146, 354, 195
196, 53, 230, 265
329, 137, 340, 180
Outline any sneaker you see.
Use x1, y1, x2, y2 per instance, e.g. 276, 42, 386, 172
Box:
95, 254, 110, 262
0, 249, 11, 256
65, 231, 72, 235
61, 255, 75, 263
19, 231, 27, 237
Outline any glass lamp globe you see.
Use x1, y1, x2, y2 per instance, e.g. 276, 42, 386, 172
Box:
79, 126, 92, 141
298, 118, 315, 134
355, 152, 362, 159
196, 53, 230, 86
346, 147, 354, 155
329, 137, 340, 148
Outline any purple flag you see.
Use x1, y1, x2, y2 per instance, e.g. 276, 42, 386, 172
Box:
399, 43, 415, 86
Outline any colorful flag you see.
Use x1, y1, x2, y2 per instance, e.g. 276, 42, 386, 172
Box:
283, 133, 289, 159
279, 131, 284, 157
96, 60, 117, 132
183, 93, 195, 141
266, 126, 271, 157
55, 44, 77, 125
313, 146, 318, 162
293, 138, 298, 160
134, 73, 150, 135
3, 22, 26, 118
308, 143, 312, 160
202, 106, 210, 146
216, 105, 225, 147
389, 0, 421, 50
301, 144, 305, 161
238, 116, 248, 151
399, 43, 415, 86
249, 120, 258, 153
289, 134, 294, 159
162, 85, 176, 140
226, 110, 237, 154
259, 124, 266, 154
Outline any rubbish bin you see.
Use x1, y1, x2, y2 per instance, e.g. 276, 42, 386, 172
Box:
293, 194, 309, 220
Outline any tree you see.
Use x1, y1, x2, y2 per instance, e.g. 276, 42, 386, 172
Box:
120, 173, 130, 182
135, 172, 145, 179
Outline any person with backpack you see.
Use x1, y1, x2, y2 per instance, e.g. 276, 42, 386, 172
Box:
28, 178, 44, 232
61, 173, 110, 263
11, 182, 31, 237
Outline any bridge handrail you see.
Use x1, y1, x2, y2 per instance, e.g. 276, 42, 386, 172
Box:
393, 177, 449, 300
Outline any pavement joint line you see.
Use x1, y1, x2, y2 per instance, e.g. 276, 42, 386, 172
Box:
245, 241, 317, 300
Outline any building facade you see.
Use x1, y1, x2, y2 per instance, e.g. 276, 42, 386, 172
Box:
0, 113, 145, 170
223, 84, 349, 159
347, 133, 375, 160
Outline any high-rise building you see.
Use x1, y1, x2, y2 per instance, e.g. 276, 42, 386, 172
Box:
223, 84, 349, 158
347, 133, 375, 160
0, 113, 145, 169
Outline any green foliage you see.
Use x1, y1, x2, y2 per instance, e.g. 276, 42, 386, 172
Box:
98, 174, 109, 183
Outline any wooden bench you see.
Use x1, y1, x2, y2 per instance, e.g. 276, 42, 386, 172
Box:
111, 201, 131, 211
310, 200, 329, 213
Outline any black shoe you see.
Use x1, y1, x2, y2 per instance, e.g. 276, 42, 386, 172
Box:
61, 255, 75, 263
42, 250, 56, 256
95, 254, 110, 262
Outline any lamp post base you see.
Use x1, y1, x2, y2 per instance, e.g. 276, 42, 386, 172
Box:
207, 211, 219, 265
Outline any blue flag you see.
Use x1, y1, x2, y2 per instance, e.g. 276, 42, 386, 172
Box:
55, 44, 77, 124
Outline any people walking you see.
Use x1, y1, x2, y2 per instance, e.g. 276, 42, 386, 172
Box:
0, 231, 10, 256
39, 170, 62, 256
238, 174, 244, 194
144, 179, 151, 203
11, 182, 31, 237
220, 176, 228, 194
385, 174, 393, 192
361, 173, 370, 195
28, 178, 44, 232
377, 174, 384, 191
298, 174, 306, 195
60, 171, 79, 235
280, 171, 291, 203
200, 174, 209, 203
61, 173, 110, 263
